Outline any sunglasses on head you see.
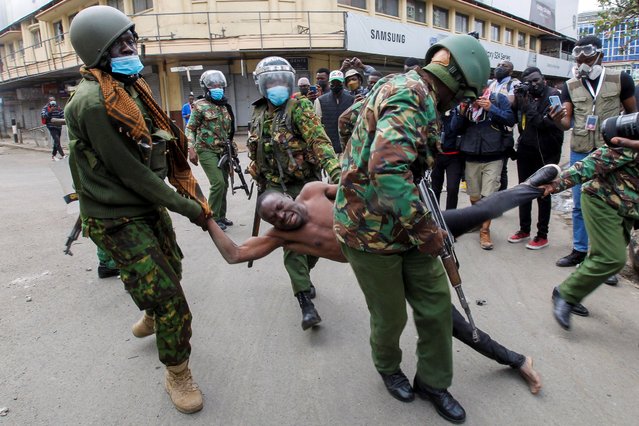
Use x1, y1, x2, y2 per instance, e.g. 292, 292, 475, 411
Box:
572, 44, 601, 58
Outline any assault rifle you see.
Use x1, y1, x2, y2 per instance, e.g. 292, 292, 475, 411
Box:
65, 215, 82, 256
418, 170, 479, 342
217, 139, 253, 199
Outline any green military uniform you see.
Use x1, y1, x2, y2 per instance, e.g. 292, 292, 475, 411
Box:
185, 99, 234, 221
248, 96, 340, 295
550, 145, 639, 304
333, 68, 454, 389
67, 74, 202, 367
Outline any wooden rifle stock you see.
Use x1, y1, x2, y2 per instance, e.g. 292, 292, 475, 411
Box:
418, 172, 479, 342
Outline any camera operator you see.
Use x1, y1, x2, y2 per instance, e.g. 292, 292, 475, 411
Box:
508, 67, 564, 249
553, 35, 637, 270
540, 113, 639, 330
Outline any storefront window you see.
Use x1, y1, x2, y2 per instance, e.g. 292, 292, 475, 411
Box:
338, 0, 367, 8
474, 19, 485, 38
133, 0, 153, 14
433, 7, 449, 29
455, 13, 469, 33
518, 32, 526, 49
376, 0, 399, 17
491, 24, 500, 42
530, 35, 537, 51
407, 0, 426, 23
505, 28, 514, 45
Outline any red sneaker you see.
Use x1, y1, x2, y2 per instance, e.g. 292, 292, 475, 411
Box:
508, 231, 530, 243
526, 236, 549, 250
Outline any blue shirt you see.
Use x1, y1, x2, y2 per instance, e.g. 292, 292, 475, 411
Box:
181, 102, 192, 121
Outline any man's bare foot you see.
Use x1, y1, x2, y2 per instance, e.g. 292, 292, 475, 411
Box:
519, 356, 542, 394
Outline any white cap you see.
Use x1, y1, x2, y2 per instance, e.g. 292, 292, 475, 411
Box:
329, 70, 344, 82
297, 77, 310, 86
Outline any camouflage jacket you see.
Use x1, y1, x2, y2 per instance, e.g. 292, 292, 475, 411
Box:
338, 74, 397, 151
185, 99, 232, 153
333, 68, 442, 253
247, 97, 340, 188
551, 145, 639, 219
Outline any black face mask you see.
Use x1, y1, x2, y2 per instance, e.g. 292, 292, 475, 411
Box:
494, 67, 509, 81
330, 86, 343, 95
529, 84, 545, 97
318, 81, 328, 91
300, 88, 309, 96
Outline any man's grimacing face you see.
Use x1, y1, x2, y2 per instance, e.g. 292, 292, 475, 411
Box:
258, 193, 305, 231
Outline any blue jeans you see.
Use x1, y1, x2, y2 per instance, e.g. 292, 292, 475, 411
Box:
570, 150, 590, 252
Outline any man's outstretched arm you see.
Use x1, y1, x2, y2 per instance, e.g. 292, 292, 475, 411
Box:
206, 220, 285, 264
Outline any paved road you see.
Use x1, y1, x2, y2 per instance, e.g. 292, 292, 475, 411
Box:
1, 146, 638, 425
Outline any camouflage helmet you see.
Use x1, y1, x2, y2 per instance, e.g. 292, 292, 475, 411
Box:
200, 70, 227, 89
253, 56, 295, 97
70, 6, 134, 68
425, 34, 490, 101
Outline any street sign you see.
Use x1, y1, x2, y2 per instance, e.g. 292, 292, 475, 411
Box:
170, 65, 203, 73
170, 65, 204, 95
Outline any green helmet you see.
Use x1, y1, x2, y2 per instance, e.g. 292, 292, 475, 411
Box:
425, 34, 490, 101
69, 6, 134, 68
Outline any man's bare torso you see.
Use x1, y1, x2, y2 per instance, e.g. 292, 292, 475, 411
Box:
267, 182, 347, 262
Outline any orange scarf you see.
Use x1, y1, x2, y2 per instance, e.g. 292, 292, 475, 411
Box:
80, 67, 210, 216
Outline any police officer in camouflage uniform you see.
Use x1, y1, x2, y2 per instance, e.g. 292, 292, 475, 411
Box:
247, 56, 341, 331
334, 35, 490, 424
186, 70, 236, 230
540, 132, 639, 331
67, 6, 209, 414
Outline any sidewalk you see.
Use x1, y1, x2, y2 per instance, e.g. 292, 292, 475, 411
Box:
0, 130, 250, 153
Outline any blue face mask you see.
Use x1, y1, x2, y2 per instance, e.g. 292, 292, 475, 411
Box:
266, 86, 290, 106
110, 55, 144, 76
210, 88, 224, 100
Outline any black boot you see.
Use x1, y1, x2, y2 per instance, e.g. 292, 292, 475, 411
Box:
552, 287, 573, 330
98, 263, 120, 279
413, 376, 466, 424
556, 249, 587, 267
308, 283, 316, 299
552, 287, 589, 316
380, 370, 414, 402
295, 291, 321, 330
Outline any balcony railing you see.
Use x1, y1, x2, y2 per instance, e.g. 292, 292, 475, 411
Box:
0, 10, 346, 84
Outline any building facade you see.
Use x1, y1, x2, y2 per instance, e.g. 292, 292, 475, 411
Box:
578, 10, 639, 81
0, 0, 579, 136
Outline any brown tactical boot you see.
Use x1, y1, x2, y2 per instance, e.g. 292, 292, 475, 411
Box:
479, 220, 493, 250
165, 360, 204, 414
131, 312, 155, 338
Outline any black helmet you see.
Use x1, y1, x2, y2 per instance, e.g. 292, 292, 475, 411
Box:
69, 6, 134, 68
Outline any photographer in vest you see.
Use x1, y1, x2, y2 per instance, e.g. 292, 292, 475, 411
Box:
554, 35, 636, 275
314, 70, 354, 155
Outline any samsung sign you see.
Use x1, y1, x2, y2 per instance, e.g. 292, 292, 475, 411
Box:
345, 12, 573, 78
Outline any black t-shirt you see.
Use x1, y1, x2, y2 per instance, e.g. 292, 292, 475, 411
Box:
561, 70, 635, 104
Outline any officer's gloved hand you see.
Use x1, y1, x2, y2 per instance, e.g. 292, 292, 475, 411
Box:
191, 208, 210, 231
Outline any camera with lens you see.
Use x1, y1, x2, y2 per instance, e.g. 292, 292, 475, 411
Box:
514, 82, 531, 96
601, 112, 639, 146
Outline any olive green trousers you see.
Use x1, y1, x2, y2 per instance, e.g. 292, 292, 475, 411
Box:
341, 243, 453, 389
